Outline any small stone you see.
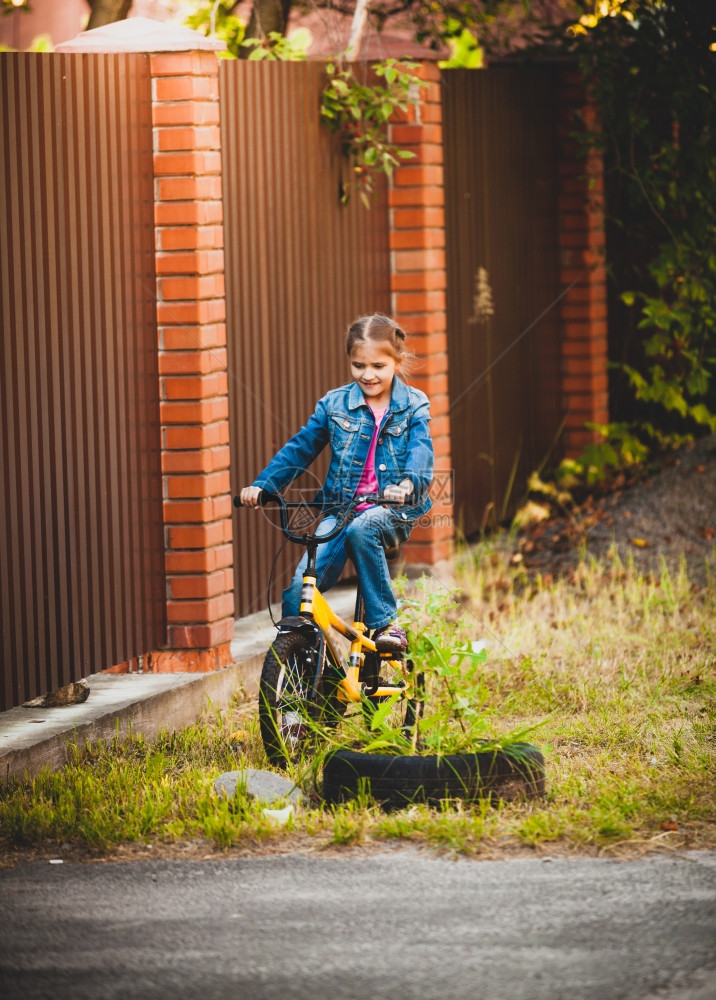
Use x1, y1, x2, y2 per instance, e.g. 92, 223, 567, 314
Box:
23, 680, 90, 708
214, 768, 301, 807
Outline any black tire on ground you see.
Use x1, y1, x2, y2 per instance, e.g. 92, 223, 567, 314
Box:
322, 743, 546, 811
259, 631, 344, 767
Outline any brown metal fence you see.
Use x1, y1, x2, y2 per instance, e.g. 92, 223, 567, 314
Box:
220, 60, 391, 618
0, 53, 166, 710
442, 67, 564, 538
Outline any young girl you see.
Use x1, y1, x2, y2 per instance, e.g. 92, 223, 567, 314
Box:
239, 314, 434, 650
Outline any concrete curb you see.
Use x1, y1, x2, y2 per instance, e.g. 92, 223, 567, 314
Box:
0, 583, 362, 782
0, 656, 264, 782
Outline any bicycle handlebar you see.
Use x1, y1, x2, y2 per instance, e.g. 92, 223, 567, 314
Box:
233, 490, 403, 546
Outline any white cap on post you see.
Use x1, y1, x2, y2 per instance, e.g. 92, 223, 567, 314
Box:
55, 16, 225, 53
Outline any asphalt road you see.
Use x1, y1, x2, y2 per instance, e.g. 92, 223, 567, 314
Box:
1, 850, 715, 1000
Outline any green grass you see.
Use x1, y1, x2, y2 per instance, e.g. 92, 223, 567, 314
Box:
1, 547, 714, 860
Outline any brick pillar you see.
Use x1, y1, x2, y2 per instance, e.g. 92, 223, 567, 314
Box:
58, 19, 235, 673
150, 48, 234, 671
557, 68, 609, 457
389, 63, 454, 566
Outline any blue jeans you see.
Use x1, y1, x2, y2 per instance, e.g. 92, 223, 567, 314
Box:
282, 506, 412, 630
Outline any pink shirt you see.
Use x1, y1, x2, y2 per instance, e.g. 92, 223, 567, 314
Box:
355, 403, 387, 510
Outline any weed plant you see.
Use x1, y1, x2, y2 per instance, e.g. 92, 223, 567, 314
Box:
1, 549, 714, 859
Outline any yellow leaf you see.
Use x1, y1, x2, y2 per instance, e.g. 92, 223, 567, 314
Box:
630, 537, 651, 548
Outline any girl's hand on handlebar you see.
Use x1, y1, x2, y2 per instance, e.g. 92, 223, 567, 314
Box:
239, 485, 264, 508
383, 480, 414, 505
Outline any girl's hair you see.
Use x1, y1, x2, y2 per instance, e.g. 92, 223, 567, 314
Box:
345, 314, 415, 375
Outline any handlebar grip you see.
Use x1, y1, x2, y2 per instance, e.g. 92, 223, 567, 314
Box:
233, 490, 279, 508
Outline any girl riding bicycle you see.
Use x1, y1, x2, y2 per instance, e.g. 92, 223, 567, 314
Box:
239, 314, 434, 652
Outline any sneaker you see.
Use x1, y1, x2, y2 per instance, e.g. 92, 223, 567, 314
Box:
372, 623, 408, 652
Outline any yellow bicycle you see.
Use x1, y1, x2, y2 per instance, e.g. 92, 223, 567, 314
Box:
234, 491, 422, 766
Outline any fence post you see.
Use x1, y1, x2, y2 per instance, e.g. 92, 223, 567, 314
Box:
389, 62, 454, 566
58, 19, 234, 673
557, 68, 609, 457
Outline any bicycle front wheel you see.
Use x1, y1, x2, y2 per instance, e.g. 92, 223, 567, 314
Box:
259, 632, 322, 766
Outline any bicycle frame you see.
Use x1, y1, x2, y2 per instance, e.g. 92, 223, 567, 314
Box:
235, 489, 414, 706
298, 576, 411, 704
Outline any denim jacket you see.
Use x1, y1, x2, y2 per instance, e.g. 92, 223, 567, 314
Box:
253, 378, 434, 521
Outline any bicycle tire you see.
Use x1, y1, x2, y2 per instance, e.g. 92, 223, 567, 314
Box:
259, 631, 345, 767
322, 743, 546, 812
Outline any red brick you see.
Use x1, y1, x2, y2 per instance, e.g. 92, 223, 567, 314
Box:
153, 151, 222, 177
164, 495, 232, 524
389, 104, 416, 125
430, 433, 452, 460
150, 52, 219, 77
160, 324, 226, 350
392, 207, 445, 230
155, 75, 218, 102
560, 174, 604, 196
561, 334, 608, 357
169, 569, 232, 600
391, 270, 446, 293
156, 298, 226, 326
155, 200, 223, 226
389, 124, 443, 147
166, 469, 231, 499
393, 248, 445, 272
162, 371, 228, 400
159, 274, 224, 301
165, 543, 233, 575
395, 313, 446, 336
560, 283, 606, 306
420, 102, 442, 124
148, 641, 232, 671
390, 228, 444, 251
152, 103, 220, 127
158, 226, 224, 251
168, 520, 230, 549
164, 498, 214, 523
155, 126, 221, 152
401, 536, 453, 566
560, 209, 604, 231
563, 357, 607, 376
155, 250, 224, 276
167, 623, 235, 652
559, 247, 605, 269
160, 397, 229, 424
394, 291, 446, 314
157, 176, 223, 202
558, 228, 606, 249
166, 592, 234, 624
410, 372, 449, 397
162, 445, 231, 474
392, 143, 442, 168
164, 422, 230, 450
389, 186, 444, 209
158, 348, 227, 377
414, 353, 447, 376
393, 165, 444, 188
563, 373, 609, 394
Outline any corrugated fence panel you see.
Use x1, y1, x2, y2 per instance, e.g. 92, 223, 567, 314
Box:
0, 53, 166, 710
220, 60, 391, 618
442, 67, 563, 537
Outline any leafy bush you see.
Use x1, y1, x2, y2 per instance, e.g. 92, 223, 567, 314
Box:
558, 1, 716, 443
